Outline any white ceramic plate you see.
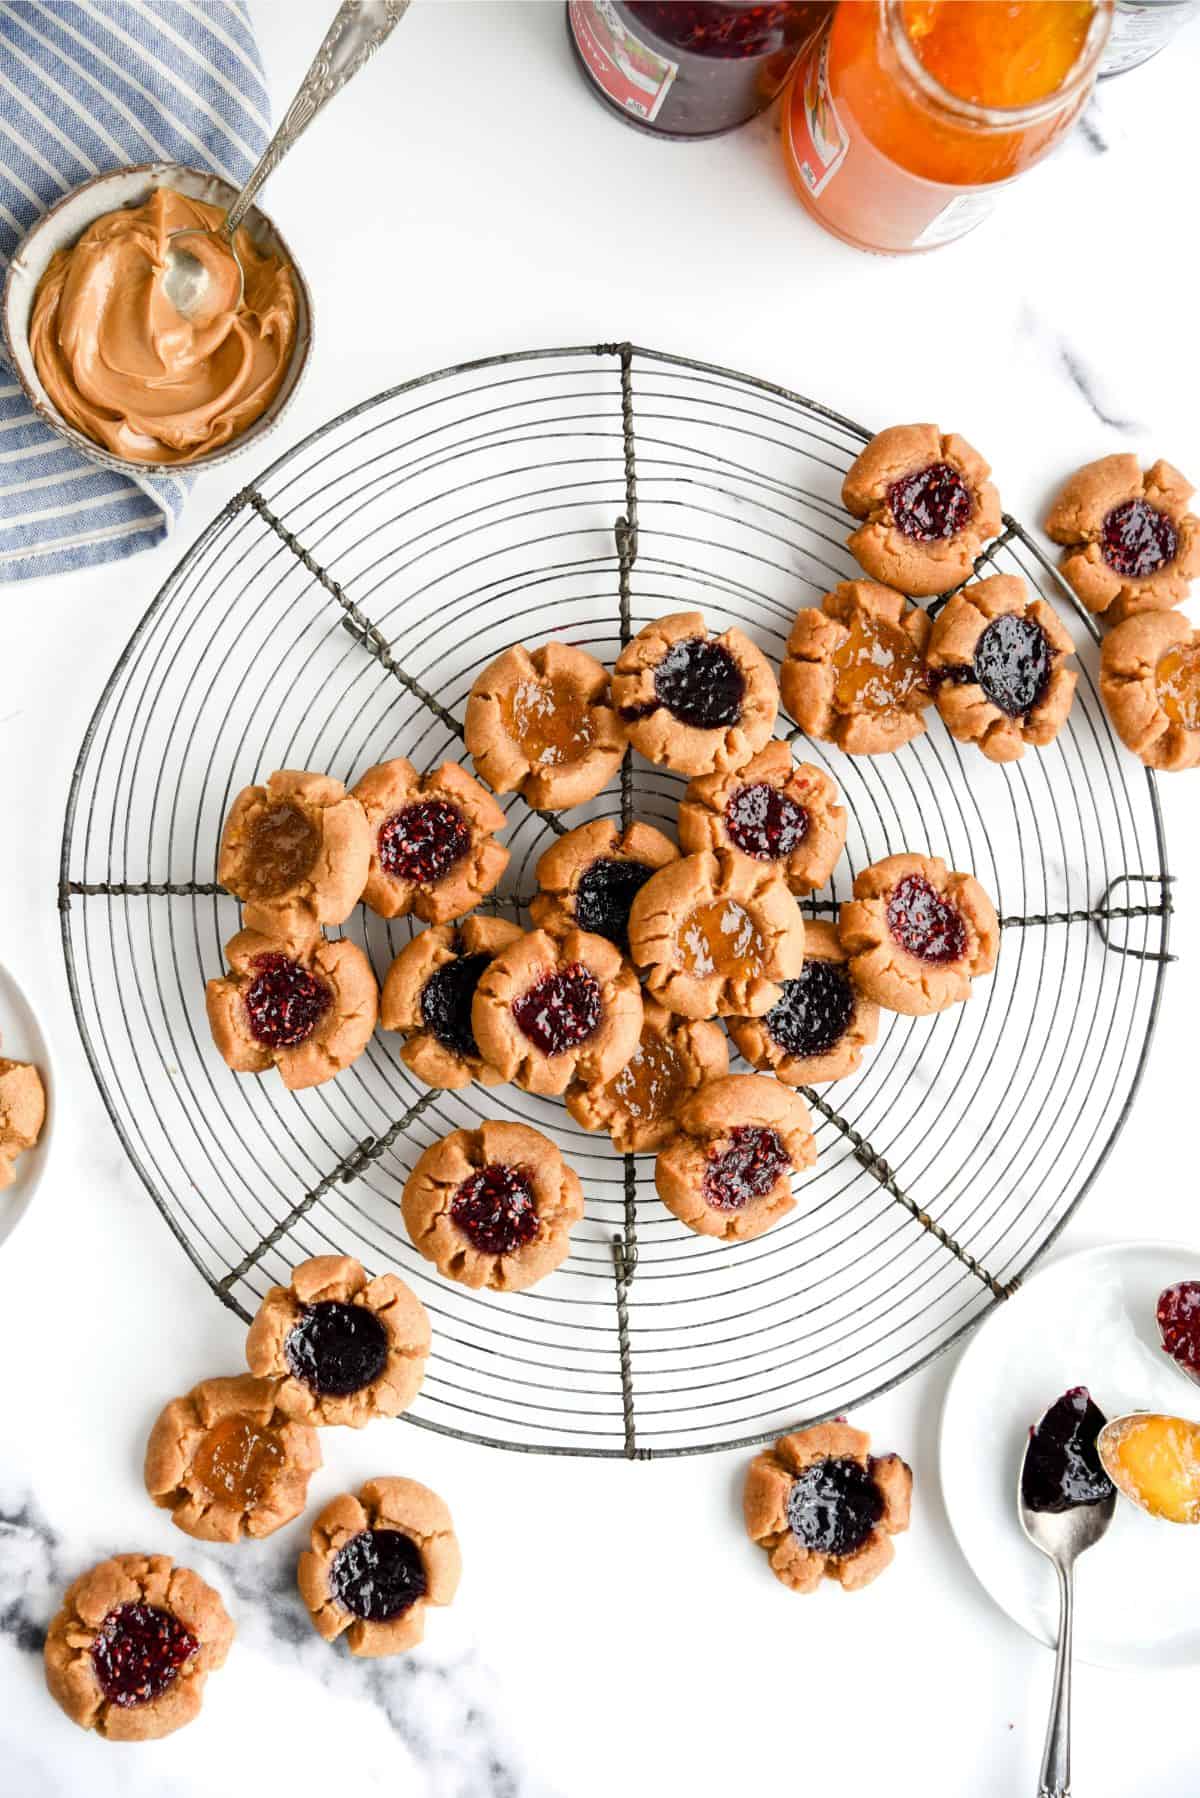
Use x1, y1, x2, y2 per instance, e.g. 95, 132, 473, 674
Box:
941, 1240, 1200, 1669
0, 962, 52, 1251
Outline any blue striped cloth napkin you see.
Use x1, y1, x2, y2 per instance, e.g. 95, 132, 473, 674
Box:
0, 1, 271, 582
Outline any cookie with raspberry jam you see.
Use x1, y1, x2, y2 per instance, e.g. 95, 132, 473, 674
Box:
144, 1374, 321, 1543
1100, 608, 1200, 772
530, 818, 679, 953
612, 610, 779, 776
842, 423, 1002, 598
838, 852, 999, 1017
205, 927, 377, 1090
43, 1553, 233, 1741
727, 920, 879, 1085
926, 574, 1077, 763
402, 1119, 584, 1291
471, 926, 643, 1097
565, 996, 728, 1153
218, 768, 370, 947
655, 1075, 815, 1243
245, 1254, 430, 1429
627, 850, 806, 1020
380, 914, 522, 1088
299, 1477, 461, 1659
677, 740, 846, 893
1045, 454, 1200, 622
351, 757, 508, 923
465, 640, 625, 809
781, 580, 933, 755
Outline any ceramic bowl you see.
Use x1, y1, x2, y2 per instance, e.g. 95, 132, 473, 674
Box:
1, 161, 313, 479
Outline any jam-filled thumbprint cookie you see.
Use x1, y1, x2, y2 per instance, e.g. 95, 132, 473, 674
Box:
925, 573, 1077, 763
245, 1254, 430, 1429
744, 1422, 912, 1594
612, 610, 778, 776
218, 768, 370, 946
655, 1074, 815, 1242
628, 850, 806, 1020
299, 1478, 461, 1659
205, 928, 377, 1089
465, 640, 624, 809
1100, 609, 1200, 772
781, 580, 932, 755
1044, 454, 1200, 623
727, 920, 879, 1086
351, 757, 508, 923
842, 423, 1002, 597
838, 853, 999, 1017
44, 1554, 234, 1740
144, 1374, 321, 1543
530, 818, 679, 953
566, 997, 729, 1154
402, 1120, 584, 1291
677, 741, 847, 895
0, 1055, 45, 1188
380, 914, 522, 1089
471, 926, 643, 1097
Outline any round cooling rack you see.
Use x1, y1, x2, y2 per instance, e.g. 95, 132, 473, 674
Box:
60, 344, 1173, 1459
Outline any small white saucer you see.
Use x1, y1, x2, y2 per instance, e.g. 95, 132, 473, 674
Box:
940, 1239, 1200, 1669
0, 962, 52, 1251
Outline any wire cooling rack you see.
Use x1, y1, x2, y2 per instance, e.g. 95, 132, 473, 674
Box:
60, 344, 1172, 1459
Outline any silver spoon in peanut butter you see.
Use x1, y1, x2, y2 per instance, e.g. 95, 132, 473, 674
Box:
164, 0, 409, 323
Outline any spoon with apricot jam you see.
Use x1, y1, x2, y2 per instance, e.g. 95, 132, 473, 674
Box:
1098, 1413, 1200, 1527
1018, 1389, 1116, 1798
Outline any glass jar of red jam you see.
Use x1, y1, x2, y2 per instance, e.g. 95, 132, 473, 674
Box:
781, 1, 1112, 254
568, 1, 832, 138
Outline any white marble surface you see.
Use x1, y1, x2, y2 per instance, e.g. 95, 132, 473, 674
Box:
3, 4, 1200, 1794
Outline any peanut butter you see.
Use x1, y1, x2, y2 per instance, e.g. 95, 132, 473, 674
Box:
30, 187, 297, 465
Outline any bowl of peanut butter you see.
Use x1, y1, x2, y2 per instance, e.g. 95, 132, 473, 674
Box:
2, 162, 312, 475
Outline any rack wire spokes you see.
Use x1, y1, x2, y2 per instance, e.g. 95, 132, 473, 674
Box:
60, 344, 1171, 1459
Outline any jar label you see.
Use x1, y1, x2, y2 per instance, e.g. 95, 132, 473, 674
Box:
568, 0, 678, 124
788, 28, 847, 198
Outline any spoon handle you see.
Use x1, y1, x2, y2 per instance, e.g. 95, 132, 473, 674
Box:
1037, 1559, 1073, 1798
224, 0, 410, 241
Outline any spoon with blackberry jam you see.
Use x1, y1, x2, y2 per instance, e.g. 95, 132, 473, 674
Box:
1018, 1389, 1116, 1798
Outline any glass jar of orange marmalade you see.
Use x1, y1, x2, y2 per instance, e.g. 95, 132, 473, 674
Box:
782, 1, 1112, 255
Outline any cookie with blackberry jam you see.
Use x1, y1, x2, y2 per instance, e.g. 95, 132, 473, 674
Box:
245, 1254, 430, 1429
218, 768, 370, 947
925, 573, 1076, 762
612, 610, 779, 776
530, 818, 679, 952
205, 927, 377, 1090
299, 1477, 461, 1659
842, 423, 1002, 597
744, 1422, 912, 1594
352, 757, 508, 923
1044, 454, 1200, 623
677, 740, 846, 894
565, 997, 728, 1153
402, 1119, 584, 1291
655, 1074, 816, 1242
380, 914, 522, 1088
838, 853, 999, 1017
727, 920, 879, 1085
471, 926, 643, 1097
781, 580, 933, 755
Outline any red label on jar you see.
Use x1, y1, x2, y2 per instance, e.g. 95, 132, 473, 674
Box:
568, 0, 678, 123
786, 28, 847, 197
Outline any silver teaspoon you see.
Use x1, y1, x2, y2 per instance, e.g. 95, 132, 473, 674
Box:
1018, 1403, 1117, 1798
163, 0, 409, 324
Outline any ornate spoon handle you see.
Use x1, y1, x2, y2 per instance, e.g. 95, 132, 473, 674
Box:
224, 0, 409, 240
1037, 1559, 1073, 1798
